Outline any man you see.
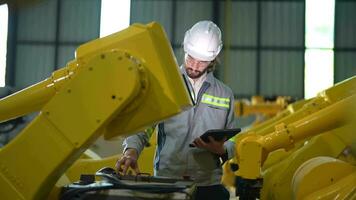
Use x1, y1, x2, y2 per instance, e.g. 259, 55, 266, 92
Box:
116, 20, 235, 200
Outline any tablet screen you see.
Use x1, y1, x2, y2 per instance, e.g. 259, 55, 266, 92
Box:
200, 128, 241, 142
189, 128, 241, 147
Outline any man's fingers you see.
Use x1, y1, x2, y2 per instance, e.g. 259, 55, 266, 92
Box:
208, 136, 215, 143
115, 158, 124, 172
122, 158, 132, 175
208, 136, 227, 144
194, 137, 207, 148
193, 138, 199, 147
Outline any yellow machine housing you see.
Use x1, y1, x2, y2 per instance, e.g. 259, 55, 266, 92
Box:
0, 22, 193, 200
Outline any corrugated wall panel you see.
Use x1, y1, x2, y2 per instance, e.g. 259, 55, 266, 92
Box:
228, 2, 257, 46
173, 47, 185, 66
259, 1, 305, 98
335, 1, 356, 48
260, 51, 304, 98
11, 0, 307, 98
130, 0, 214, 66
334, 1, 356, 83
261, 2, 304, 46
15, 45, 55, 88
219, 1, 258, 97
130, 0, 173, 40
174, 1, 213, 45
12, 0, 101, 89
223, 51, 257, 97
334, 52, 356, 82
218, 1, 305, 98
17, 0, 56, 41
60, 0, 101, 42
58, 45, 77, 67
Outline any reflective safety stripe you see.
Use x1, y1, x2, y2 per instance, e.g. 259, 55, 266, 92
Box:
201, 93, 230, 108
229, 135, 236, 142
145, 126, 156, 138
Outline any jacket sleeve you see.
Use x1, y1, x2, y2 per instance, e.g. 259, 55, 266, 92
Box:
122, 132, 149, 156
224, 92, 236, 159
122, 125, 156, 155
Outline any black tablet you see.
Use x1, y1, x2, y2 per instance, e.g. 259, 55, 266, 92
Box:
189, 128, 241, 147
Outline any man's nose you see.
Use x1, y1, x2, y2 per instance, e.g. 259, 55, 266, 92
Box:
190, 61, 200, 69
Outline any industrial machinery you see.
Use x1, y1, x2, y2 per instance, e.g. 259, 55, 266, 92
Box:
234, 96, 291, 126
221, 97, 308, 187
232, 76, 356, 199
0, 22, 193, 199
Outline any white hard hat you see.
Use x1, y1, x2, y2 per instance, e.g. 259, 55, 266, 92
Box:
183, 20, 223, 61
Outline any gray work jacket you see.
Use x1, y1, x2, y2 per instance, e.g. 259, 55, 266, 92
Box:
123, 66, 236, 186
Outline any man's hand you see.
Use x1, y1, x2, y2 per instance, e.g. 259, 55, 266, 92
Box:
115, 148, 140, 175
193, 136, 226, 156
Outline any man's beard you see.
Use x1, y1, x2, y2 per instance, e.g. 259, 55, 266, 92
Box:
186, 67, 207, 79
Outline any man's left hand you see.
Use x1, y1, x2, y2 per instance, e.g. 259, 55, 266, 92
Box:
193, 136, 226, 156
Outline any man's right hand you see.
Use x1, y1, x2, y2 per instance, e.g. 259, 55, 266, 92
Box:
115, 148, 140, 175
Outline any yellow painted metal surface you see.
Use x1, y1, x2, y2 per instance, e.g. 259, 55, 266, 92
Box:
233, 76, 356, 199
237, 92, 355, 179
234, 96, 290, 121
48, 152, 118, 199
76, 23, 192, 139
260, 133, 347, 199
136, 131, 157, 175
65, 155, 118, 183
246, 75, 355, 138
222, 98, 310, 185
221, 159, 237, 187
292, 157, 356, 200
0, 63, 76, 122
0, 22, 192, 200
303, 171, 356, 200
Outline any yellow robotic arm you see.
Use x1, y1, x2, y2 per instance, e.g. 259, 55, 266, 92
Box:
233, 76, 356, 199
0, 22, 192, 200
236, 92, 356, 179
234, 96, 290, 122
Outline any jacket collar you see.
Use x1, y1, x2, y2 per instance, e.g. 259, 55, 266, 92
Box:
205, 70, 215, 85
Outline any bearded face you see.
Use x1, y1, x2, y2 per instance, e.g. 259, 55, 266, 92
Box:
185, 55, 210, 79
